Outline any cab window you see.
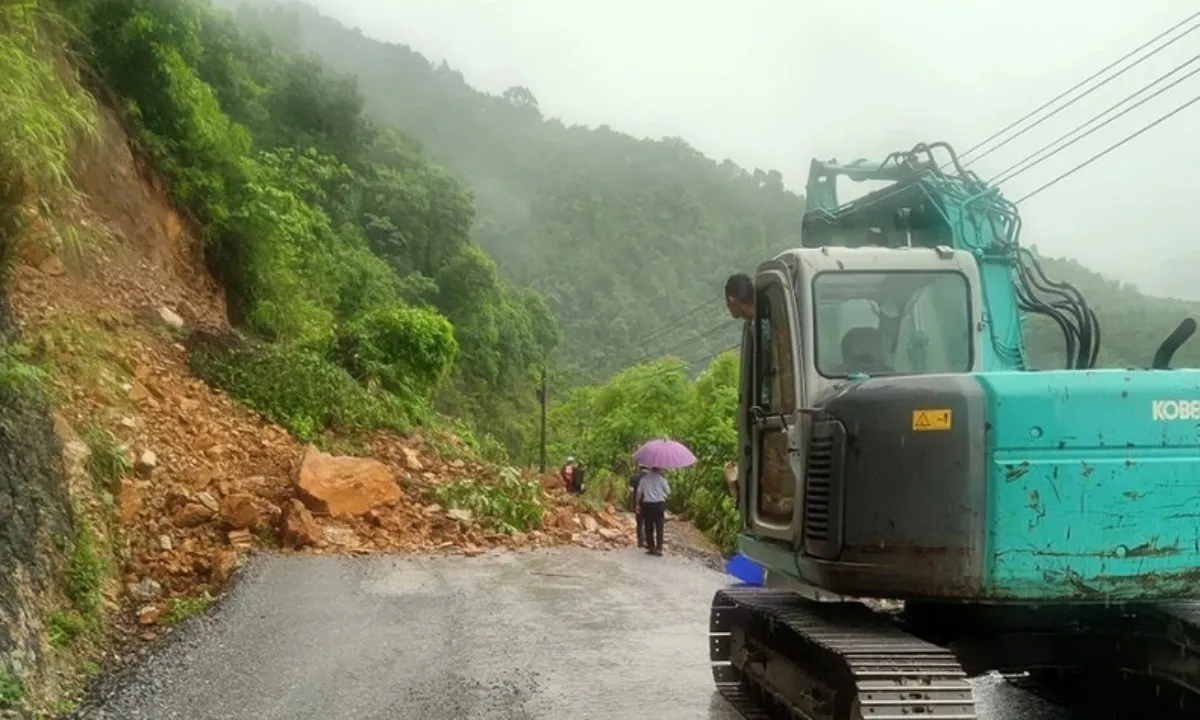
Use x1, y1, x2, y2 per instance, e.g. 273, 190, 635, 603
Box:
754, 282, 796, 411
812, 270, 972, 377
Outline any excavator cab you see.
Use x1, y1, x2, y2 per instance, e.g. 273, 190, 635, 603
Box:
734, 244, 987, 591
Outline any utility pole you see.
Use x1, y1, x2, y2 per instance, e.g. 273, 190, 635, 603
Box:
538, 364, 548, 473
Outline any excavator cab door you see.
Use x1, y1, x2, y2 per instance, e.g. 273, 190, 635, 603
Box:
741, 267, 806, 543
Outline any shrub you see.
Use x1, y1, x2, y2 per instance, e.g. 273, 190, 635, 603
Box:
338, 303, 458, 398
188, 333, 415, 441
431, 467, 545, 535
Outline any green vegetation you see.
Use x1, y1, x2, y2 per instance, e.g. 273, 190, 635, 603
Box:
188, 335, 415, 441
82, 424, 131, 493
431, 467, 546, 535
227, 1, 800, 382
0, 668, 24, 709
46, 610, 88, 649
39, 520, 109, 651
548, 354, 741, 552
0, 342, 47, 399
0, 0, 98, 271
59, 0, 556, 457
7, 0, 1200, 575
162, 593, 213, 626
66, 522, 106, 617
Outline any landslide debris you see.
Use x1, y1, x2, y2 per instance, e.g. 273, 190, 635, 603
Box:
5, 103, 635, 653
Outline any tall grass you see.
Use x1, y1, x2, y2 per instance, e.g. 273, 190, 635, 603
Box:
0, 0, 98, 275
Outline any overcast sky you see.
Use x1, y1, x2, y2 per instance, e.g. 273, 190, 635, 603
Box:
312, 1, 1200, 297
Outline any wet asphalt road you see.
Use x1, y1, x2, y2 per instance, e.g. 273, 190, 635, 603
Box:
75, 548, 1074, 720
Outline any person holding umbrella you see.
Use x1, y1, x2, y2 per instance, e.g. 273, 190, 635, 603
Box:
632, 438, 697, 556
635, 466, 670, 555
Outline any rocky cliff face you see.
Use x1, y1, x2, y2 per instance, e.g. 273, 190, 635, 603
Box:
0, 291, 73, 713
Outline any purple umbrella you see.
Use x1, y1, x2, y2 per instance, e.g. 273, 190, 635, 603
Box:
633, 438, 697, 470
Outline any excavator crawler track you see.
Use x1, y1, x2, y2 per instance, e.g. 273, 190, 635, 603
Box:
709, 587, 978, 720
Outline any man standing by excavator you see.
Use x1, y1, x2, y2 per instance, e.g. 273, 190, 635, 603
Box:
723, 273, 756, 508
724, 273, 755, 322
723, 272, 792, 520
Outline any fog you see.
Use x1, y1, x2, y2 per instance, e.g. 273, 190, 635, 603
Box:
312, 0, 1200, 297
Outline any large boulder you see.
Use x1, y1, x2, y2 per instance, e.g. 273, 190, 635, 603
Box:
294, 445, 400, 518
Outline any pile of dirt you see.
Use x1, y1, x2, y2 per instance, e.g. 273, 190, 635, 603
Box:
5, 105, 636, 642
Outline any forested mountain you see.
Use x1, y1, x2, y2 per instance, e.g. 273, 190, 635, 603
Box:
221, 1, 1200, 380
54, 0, 559, 455
223, 0, 803, 380
1024, 252, 1200, 370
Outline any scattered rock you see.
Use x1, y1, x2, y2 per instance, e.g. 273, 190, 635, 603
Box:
37, 254, 65, 276
158, 535, 173, 551
582, 516, 599, 533
210, 547, 238, 583
134, 449, 157, 478
136, 605, 160, 626
156, 305, 184, 328
196, 490, 220, 513
172, 502, 214, 528
128, 380, 152, 404
119, 480, 143, 522
280, 499, 321, 549
128, 577, 162, 601
294, 445, 400, 518
323, 526, 358, 548
220, 493, 259, 530
401, 446, 423, 471
227, 529, 254, 549
447, 508, 473, 524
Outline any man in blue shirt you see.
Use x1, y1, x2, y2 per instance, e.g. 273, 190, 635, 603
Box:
635, 467, 670, 556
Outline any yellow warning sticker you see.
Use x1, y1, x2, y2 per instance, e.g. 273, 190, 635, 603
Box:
912, 409, 952, 431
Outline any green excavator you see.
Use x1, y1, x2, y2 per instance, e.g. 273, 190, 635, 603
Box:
710, 141, 1200, 719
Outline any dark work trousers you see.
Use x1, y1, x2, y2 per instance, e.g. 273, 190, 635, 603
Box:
641, 501, 666, 552
629, 482, 645, 546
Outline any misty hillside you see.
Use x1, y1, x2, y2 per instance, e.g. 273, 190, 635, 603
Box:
1024, 253, 1200, 369
224, 0, 802, 379
224, 1, 1200, 374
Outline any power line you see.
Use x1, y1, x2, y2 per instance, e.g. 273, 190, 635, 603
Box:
958, 9, 1200, 166
629, 319, 740, 366
627, 296, 720, 347
612, 15, 1200, 364
824, 50, 1200, 228
602, 14, 1200, 378
686, 343, 739, 368
991, 55, 1200, 185
1013, 89, 1200, 205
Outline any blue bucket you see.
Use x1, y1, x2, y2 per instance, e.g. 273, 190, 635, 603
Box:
725, 553, 765, 586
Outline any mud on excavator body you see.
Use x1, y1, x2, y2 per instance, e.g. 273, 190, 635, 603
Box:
710, 142, 1200, 719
